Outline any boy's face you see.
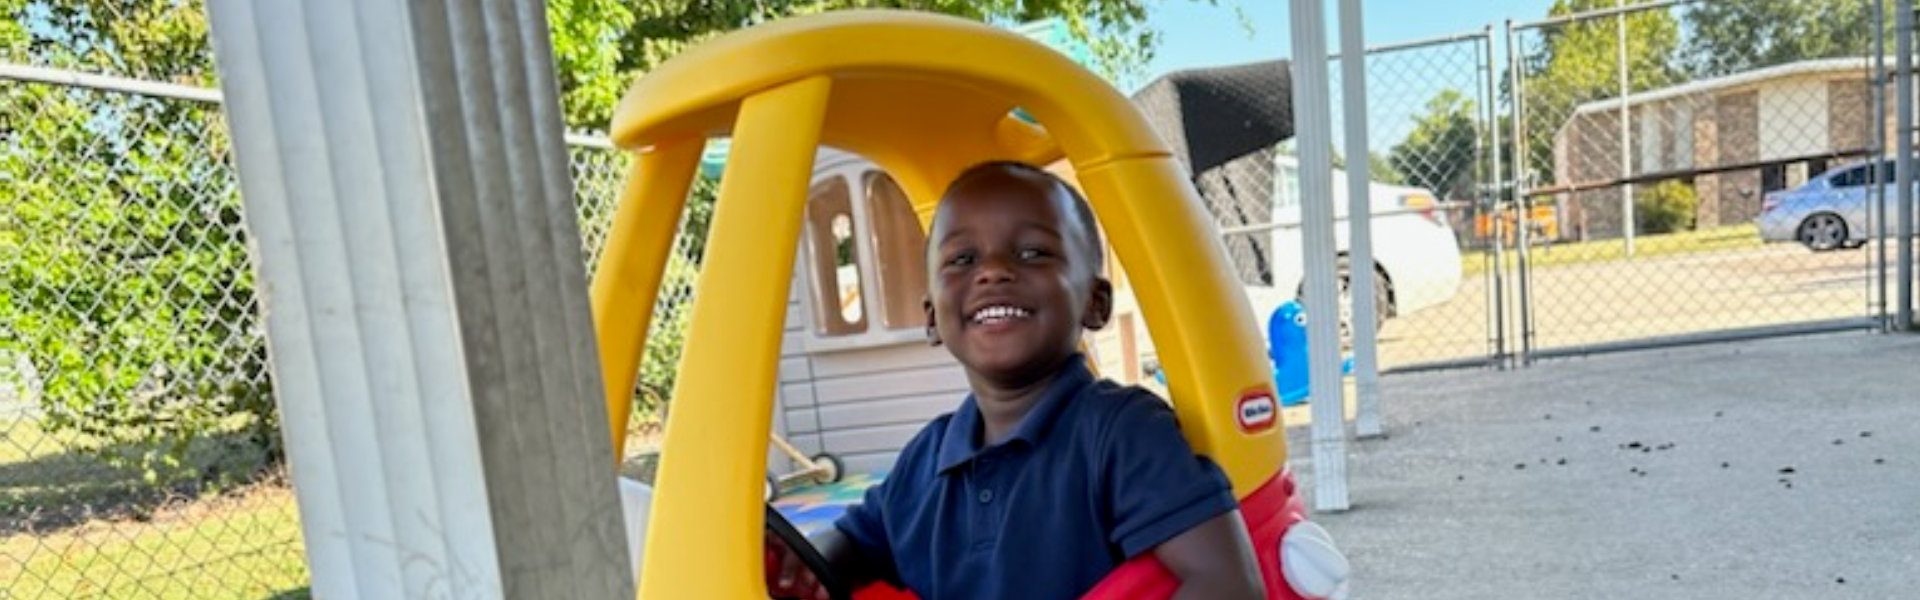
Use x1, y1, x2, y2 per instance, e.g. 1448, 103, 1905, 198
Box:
926, 172, 1110, 385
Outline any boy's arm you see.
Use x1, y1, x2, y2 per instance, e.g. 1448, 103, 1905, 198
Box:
1151, 510, 1266, 600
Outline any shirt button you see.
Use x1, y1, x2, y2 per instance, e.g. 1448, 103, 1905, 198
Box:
978, 489, 993, 503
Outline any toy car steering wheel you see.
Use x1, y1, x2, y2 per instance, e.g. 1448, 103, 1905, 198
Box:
764, 504, 854, 600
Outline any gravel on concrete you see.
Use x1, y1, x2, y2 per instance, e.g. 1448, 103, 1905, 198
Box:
1289, 332, 1920, 599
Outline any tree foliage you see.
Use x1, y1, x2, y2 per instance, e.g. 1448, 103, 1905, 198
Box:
2, 0, 272, 478
1518, 0, 1680, 183
549, 0, 1194, 129
1389, 89, 1478, 200
1683, 0, 1879, 78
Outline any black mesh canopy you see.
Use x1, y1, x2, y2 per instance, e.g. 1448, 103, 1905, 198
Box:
1129, 60, 1295, 285
1130, 59, 1295, 176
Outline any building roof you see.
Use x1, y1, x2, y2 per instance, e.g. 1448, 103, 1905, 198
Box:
1565, 57, 1874, 118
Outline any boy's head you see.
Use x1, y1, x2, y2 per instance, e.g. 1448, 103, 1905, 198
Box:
924, 161, 1113, 386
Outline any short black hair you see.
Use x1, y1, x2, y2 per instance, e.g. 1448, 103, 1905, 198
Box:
938, 160, 1104, 274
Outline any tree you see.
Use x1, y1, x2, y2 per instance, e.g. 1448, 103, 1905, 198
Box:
1683, 0, 1878, 78
1389, 89, 1478, 201
1518, 0, 1680, 183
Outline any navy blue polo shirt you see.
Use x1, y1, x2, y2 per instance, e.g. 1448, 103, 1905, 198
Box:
833, 357, 1237, 600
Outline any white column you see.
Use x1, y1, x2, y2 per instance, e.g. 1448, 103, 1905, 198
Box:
206, 1, 632, 598
1290, 0, 1351, 512
1338, 0, 1383, 440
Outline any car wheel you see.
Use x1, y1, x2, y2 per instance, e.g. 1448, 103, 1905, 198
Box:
1300, 259, 1391, 349
1797, 213, 1848, 251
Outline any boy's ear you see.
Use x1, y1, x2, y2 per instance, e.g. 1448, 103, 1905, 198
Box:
923, 296, 942, 346
1082, 278, 1113, 331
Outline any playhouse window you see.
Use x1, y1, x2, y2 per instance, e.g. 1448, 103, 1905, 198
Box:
804, 177, 867, 336
802, 169, 930, 346
864, 172, 930, 331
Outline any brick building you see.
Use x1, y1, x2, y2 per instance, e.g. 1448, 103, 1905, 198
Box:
1549, 58, 1889, 239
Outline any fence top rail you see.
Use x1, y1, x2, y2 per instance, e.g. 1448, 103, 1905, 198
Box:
2, 60, 622, 149
1510, 0, 1698, 32
1328, 28, 1491, 60
0, 62, 224, 103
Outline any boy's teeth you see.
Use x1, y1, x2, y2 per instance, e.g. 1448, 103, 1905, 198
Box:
972, 305, 1029, 322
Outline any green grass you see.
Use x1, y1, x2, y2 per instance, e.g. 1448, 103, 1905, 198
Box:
0, 487, 309, 599
1461, 223, 1764, 276
0, 418, 309, 599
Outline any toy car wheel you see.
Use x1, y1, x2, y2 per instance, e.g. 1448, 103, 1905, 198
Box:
811, 452, 845, 484
765, 473, 780, 502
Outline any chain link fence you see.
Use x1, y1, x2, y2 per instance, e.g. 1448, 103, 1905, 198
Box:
1198, 31, 1501, 373
0, 64, 679, 599
1507, 0, 1888, 360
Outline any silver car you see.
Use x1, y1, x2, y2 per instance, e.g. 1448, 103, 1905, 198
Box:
1758, 158, 1920, 251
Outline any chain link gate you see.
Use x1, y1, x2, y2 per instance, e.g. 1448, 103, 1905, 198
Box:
1505, 0, 1888, 362
1332, 30, 1506, 372
1198, 30, 1506, 374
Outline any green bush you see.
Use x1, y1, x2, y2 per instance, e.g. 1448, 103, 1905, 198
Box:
2, 85, 277, 481
1635, 180, 1698, 235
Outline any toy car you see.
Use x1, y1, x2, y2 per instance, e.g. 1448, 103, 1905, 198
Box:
589, 10, 1349, 599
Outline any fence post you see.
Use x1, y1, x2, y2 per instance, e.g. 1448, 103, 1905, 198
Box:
206, 0, 631, 597
1878, 0, 1892, 331
1339, 0, 1383, 440
1483, 28, 1509, 368
1506, 20, 1537, 365
1901, 0, 1916, 331
1288, 0, 1351, 511
1616, 0, 1636, 257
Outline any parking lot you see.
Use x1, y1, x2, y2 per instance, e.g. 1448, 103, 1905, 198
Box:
1377, 241, 1879, 369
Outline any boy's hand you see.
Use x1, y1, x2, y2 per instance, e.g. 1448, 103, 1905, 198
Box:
765, 531, 832, 600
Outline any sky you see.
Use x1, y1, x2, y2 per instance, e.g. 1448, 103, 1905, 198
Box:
1136, 0, 1562, 155
1142, 0, 1562, 81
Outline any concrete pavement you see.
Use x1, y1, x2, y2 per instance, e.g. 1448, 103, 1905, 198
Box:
1292, 331, 1920, 599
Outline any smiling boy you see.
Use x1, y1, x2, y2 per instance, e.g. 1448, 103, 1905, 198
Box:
768, 161, 1264, 600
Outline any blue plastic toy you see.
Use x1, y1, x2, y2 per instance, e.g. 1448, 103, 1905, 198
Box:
1266, 301, 1352, 406
1151, 301, 1350, 406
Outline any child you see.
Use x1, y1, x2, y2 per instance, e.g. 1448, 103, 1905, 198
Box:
767, 161, 1264, 600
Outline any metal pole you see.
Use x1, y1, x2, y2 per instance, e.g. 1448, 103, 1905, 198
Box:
1338, 0, 1382, 440
1288, 0, 1350, 512
1877, 0, 1890, 331
1508, 20, 1537, 364
1901, 0, 1917, 331
1617, 0, 1636, 256
1484, 27, 1509, 367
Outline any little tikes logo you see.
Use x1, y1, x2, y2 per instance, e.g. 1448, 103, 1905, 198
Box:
1236, 389, 1278, 433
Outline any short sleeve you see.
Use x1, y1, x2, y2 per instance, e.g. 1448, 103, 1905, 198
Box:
1099, 393, 1239, 558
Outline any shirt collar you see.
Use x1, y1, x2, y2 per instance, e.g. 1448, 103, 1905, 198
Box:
936, 356, 1096, 474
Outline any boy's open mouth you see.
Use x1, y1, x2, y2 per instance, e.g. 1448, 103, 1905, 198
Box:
968, 304, 1033, 326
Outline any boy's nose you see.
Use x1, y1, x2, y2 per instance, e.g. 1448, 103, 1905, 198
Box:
973, 254, 1015, 285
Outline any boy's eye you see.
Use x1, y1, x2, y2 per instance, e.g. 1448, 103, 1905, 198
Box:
945, 252, 975, 267
1018, 248, 1051, 261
